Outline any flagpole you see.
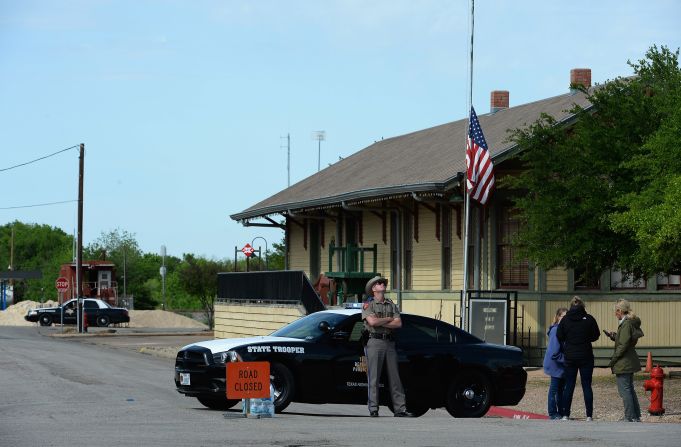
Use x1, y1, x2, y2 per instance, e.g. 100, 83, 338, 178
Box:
461, 0, 475, 331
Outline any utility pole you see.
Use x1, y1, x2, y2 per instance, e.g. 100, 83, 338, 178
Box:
160, 245, 166, 310
77, 143, 84, 332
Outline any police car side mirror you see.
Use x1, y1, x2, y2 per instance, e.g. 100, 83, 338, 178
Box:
318, 321, 331, 332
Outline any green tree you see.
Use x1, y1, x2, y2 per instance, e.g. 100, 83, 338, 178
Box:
267, 237, 286, 270
505, 45, 681, 279
178, 254, 229, 328
86, 229, 161, 309
0, 221, 73, 302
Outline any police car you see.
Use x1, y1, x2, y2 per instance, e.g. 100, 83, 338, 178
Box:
24, 298, 130, 327
174, 306, 526, 417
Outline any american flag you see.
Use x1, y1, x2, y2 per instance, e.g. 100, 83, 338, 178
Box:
466, 106, 495, 205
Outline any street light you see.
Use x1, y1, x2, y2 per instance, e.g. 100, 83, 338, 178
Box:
252, 236, 269, 270
312, 130, 326, 172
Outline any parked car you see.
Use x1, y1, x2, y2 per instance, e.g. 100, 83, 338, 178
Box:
174, 308, 526, 417
25, 298, 130, 327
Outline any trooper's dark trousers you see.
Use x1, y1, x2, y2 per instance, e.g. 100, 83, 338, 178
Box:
366, 337, 406, 413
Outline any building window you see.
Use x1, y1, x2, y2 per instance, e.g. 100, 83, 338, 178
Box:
496, 207, 528, 289
442, 206, 451, 290
657, 271, 681, 289
610, 269, 646, 289
574, 266, 601, 290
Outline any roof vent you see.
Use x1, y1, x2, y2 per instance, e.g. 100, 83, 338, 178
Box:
490, 90, 509, 113
570, 68, 591, 91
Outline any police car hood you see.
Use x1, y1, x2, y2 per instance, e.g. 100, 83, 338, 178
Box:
181, 336, 304, 353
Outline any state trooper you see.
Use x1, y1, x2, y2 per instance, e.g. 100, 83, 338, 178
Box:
362, 275, 414, 418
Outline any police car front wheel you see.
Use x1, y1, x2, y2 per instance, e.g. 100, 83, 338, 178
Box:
445, 370, 493, 418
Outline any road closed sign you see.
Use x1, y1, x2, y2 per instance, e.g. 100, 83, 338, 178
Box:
226, 361, 270, 399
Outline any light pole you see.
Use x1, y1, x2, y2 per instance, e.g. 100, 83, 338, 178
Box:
160, 245, 166, 310
251, 236, 269, 270
312, 131, 326, 172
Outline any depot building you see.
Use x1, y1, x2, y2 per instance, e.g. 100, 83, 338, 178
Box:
227, 68, 681, 366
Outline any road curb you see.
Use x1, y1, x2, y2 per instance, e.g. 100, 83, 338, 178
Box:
49, 330, 214, 338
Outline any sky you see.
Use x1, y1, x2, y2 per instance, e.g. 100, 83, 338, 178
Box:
1, 0, 680, 260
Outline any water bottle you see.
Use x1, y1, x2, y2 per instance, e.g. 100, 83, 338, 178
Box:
260, 383, 275, 417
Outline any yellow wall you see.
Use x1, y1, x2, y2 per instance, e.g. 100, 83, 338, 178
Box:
288, 221, 308, 276
401, 299, 457, 326
214, 302, 304, 339
411, 208, 441, 290
451, 207, 465, 291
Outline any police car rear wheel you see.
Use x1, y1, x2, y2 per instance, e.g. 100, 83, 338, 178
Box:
39, 314, 52, 326
97, 315, 110, 327
445, 370, 492, 418
270, 362, 294, 413
196, 395, 239, 411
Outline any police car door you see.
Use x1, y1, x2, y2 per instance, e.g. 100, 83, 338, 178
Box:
328, 315, 370, 403
394, 315, 448, 399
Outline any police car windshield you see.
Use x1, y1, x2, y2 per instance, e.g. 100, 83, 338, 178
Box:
271, 312, 349, 340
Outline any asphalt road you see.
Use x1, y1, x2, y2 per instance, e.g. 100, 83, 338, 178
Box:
1, 326, 680, 447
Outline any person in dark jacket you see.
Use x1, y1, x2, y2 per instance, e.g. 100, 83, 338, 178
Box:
604, 299, 644, 422
543, 307, 568, 419
556, 296, 600, 421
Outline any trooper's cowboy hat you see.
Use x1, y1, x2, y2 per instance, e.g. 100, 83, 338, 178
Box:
365, 275, 388, 296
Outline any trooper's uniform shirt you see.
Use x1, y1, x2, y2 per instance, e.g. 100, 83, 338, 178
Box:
362, 298, 399, 335
362, 297, 406, 414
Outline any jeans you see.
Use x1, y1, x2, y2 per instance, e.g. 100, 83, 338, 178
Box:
616, 373, 641, 421
562, 359, 594, 418
548, 376, 566, 418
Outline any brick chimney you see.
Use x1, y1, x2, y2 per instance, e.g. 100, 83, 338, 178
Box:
570, 68, 591, 91
490, 90, 509, 113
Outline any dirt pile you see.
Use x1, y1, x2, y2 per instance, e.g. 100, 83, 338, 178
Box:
0, 301, 207, 329
128, 310, 208, 329
0, 300, 59, 326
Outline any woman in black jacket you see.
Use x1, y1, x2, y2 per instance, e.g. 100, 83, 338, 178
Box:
556, 296, 600, 420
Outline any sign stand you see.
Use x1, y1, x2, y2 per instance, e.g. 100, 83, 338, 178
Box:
224, 362, 271, 419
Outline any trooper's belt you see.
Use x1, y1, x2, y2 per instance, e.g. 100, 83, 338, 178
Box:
369, 333, 394, 340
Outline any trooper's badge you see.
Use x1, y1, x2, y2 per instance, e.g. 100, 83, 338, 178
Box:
363, 302, 369, 310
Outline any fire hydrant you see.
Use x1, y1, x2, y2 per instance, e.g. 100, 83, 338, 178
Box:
643, 365, 665, 415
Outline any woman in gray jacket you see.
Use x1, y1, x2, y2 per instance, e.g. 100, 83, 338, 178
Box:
604, 299, 644, 422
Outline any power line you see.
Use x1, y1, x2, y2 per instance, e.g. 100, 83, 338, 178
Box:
0, 145, 79, 172
0, 199, 77, 210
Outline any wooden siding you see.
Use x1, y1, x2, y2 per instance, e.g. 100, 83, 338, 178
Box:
402, 299, 457, 326
546, 268, 568, 292
451, 209, 464, 290
214, 302, 304, 339
288, 221, 308, 276
411, 208, 441, 290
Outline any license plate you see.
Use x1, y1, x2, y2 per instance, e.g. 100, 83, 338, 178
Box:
180, 373, 190, 386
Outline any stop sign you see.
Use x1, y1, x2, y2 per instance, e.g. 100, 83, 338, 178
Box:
55, 277, 69, 292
